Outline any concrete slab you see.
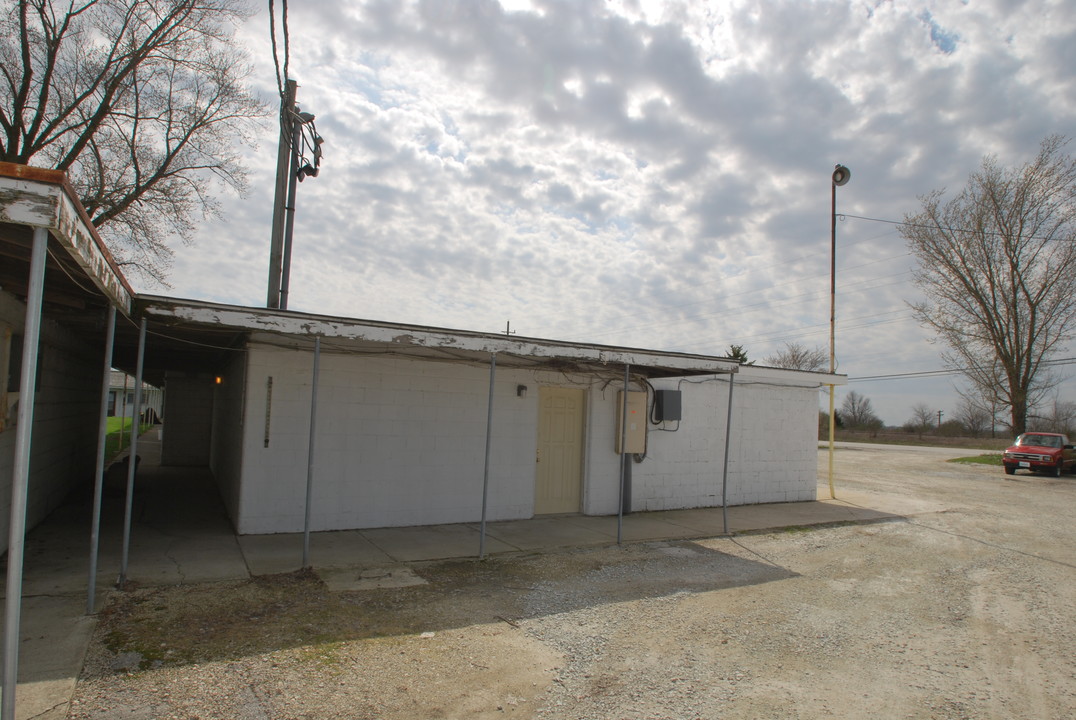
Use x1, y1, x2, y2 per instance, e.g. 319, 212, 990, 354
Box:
726, 495, 899, 533
238, 530, 393, 576
653, 507, 732, 536
481, 516, 612, 551
320, 565, 429, 592
561, 512, 712, 543
10, 594, 97, 720
362, 523, 516, 562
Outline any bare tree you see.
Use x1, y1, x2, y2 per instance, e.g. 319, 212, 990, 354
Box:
840, 390, 880, 430
763, 341, 828, 371
1030, 396, 1076, 435
953, 396, 991, 437
905, 403, 936, 437
901, 135, 1076, 435
0, 0, 268, 282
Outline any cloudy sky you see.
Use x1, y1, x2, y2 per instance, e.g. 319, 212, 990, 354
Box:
158, 0, 1076, 427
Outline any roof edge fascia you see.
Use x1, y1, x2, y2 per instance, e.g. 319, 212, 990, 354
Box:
140, 295, 741, 375
0, 162, 133, 313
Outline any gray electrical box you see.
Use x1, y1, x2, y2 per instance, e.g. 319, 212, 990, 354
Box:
655, 389, 682, 422
616, 390, 647, 453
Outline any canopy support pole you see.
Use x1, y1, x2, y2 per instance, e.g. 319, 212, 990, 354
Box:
118, 318, 146, 586
617, 364, 630, 545
302, 336, 321, 568
479, 353, 497, 559
87, 306, 117, 614
2, 227, 48, 720
720, 374, 735, 535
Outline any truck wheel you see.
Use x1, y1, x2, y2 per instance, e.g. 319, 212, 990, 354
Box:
1053, 462, 1063, 477
1004, 466, 1016, 476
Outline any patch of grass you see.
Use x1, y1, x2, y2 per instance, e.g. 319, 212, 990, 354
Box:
104, 418, 153, 462
947, 454, 1003, 466
104, 628, 173, 671
298, 640, 346, 670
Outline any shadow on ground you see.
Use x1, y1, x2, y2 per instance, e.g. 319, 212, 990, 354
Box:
93, 538, 796, 674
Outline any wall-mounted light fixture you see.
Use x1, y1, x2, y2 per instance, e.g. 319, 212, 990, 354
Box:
516, 384, 528, 398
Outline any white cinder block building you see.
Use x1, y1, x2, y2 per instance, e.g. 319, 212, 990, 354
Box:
143, 298, 837, 536
1, 163, 845, 547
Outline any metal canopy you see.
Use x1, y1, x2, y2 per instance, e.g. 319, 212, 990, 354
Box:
0, 164, 132, 364
138, 295, 742, 380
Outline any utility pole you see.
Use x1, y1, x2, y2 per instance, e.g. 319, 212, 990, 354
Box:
938, 410, 943, 428
504, 321, 515, 337
266, 79, 297, 309
265, 79, 322, 310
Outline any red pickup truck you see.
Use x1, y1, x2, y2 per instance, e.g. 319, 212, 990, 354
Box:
1002, 432, 1076, 476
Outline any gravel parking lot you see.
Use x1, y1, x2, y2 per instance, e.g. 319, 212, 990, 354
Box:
69, 445, 1076, 719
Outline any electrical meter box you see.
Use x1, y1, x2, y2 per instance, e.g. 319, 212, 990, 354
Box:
615, 390, 647, 454
655, 389, 682, 422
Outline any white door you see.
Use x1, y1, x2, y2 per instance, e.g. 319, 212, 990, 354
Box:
535, 387, 585, 514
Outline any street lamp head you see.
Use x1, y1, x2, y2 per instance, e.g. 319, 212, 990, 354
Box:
832, 164, 851, 187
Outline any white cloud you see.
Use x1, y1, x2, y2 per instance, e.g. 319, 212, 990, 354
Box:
161, 0, 1076, 425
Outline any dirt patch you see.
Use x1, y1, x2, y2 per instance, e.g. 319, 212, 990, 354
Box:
68, 448, 1076, 719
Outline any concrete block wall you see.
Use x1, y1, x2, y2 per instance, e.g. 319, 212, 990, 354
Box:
631, 377, 730, 512
237, 345, 551, 534
210, 351, 247, 525
0, 292, 101, 554
635, 370, 820, 511
160, 372, 215, 466
233, 344, 824, 534
580, 382, 624, 516
725, 377, 819, 505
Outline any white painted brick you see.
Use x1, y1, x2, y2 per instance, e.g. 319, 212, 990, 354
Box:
229, 346, 824, 533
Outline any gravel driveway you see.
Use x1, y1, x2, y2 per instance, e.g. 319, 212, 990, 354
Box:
68, 445, 1076, 719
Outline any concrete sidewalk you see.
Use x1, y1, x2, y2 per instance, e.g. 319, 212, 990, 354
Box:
2, 432, 944, 719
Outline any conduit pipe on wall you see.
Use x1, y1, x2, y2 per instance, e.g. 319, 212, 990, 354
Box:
720, 373, 735, 535
302, 336, 321, 568
119, 318, 146, 586
479, 352, 496, 559
2, 227, 48, 720
617, 363, 630, 545
87, 305, 117, 614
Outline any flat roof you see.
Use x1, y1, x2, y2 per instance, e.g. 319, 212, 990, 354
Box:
139, 294, 745, 379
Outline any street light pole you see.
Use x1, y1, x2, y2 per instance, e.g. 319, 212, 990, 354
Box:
828, 164, 850, 500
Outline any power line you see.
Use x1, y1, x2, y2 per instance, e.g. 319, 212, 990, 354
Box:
849, 357, 1076, 383
842, 213, 1071, 243
268, 0, 289, 99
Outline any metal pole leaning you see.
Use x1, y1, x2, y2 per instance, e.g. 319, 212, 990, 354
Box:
302, 336, 321, 568
720, 373, 735, 535
87, 306, 117, 614
119, 318, 147, 586
617, 364, 629, 545
479, 353, 496, 559
2, 227, 48, 720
